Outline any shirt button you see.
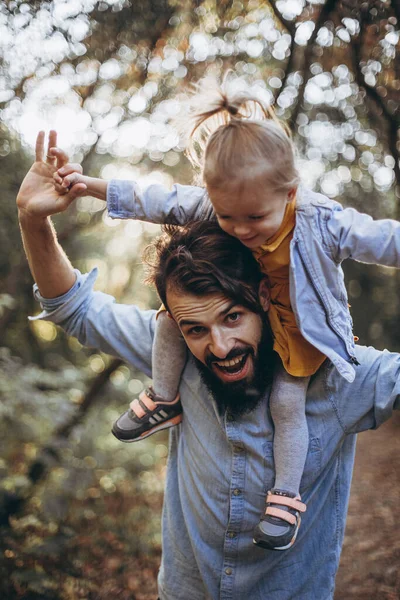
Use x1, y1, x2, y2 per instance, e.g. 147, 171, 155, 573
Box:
233, 488, 241, 496
226, 413, 234, 422
227, 531, 236, 538
317, 197, 326, 204
225, 568, 233, 575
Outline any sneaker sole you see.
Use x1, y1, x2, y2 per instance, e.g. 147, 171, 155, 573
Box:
112, 414, 182, 443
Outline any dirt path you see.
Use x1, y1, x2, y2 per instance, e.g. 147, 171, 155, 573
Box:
335, 412, 400, 599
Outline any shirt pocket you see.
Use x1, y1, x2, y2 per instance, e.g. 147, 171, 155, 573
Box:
262, 437, 322, 493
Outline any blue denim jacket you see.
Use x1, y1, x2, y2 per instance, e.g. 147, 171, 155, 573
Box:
31, 271, 400, 600
107, 180, 400, 382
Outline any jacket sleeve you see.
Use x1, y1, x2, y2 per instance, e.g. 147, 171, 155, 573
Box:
30, 269, 155, 378
328, 345, 400, 433
326, 206, 400, 266
107, 179, 215, 224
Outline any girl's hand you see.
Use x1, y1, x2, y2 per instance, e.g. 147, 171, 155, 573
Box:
17, 131, 87, 222
52, 153, 85, 194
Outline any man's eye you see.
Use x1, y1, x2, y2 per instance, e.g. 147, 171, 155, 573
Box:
227, 312, 241, 323
249, 215, 264, 220
188, 326, 204, 335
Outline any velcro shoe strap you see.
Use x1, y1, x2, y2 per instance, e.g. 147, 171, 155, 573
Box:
139, 390, 157, 411
129, 392, 157, 418
267, 494, 307, 513
130, 388, 181, 418
266, 506, 297, 525
129, 398, 151, 419
130, 398, 147, 418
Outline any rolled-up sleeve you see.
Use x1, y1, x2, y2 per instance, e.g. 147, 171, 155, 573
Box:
30, 269, 155, 377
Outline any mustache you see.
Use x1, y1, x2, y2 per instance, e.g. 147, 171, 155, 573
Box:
205, 345, 254, 369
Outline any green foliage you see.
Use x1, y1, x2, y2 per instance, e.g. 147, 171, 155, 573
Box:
0, 347, 165, 598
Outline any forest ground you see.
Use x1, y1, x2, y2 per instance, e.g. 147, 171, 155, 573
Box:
334, 411, 400, 599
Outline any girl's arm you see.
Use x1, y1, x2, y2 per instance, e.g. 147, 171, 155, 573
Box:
326, 206, 400, 267
52, 153, 108, 201
107, 179, 214, 225
74, 176, 107, 200
55, 162, 213, 225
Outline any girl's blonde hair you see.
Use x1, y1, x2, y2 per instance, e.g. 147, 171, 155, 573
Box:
184, 73, 299, 194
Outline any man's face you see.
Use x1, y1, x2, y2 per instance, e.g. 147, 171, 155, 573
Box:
167, 288, 264, 383
167, 285, 274, 415
166, 281, 273, 414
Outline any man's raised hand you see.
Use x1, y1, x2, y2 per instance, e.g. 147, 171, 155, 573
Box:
16, 131, 87, 221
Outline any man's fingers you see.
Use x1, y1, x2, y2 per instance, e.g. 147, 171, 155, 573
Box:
53, 172, 63, 185
48, 130, 57, 153
35, 131, 45, 162
55, 183, 87, 210
46, 131, 57, 163
64, 183, 87, 201
50, 147, 70, 170
54, 181, 66, 195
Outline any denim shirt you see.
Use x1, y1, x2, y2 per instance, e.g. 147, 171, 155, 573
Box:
107, 180, 400, 383
31, 270, 400, 600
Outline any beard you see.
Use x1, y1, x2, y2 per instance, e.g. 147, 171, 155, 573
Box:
194, 322, 276, 418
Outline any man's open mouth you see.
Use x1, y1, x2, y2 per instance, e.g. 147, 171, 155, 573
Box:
212, 352, 251, 382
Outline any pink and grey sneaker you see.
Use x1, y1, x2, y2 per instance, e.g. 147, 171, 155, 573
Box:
112, 386, 182, 442
253, 489, 307, 551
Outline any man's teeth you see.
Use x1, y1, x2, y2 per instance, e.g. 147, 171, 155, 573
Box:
215, 356, 243, 367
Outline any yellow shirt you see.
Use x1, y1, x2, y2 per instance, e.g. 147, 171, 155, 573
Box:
253, 200, 326, 377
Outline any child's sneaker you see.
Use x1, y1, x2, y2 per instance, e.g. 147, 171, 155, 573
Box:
253, 489, 306, 551
112, 386, 182, 442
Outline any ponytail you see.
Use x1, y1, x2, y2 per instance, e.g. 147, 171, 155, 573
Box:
179, 72, 299, 194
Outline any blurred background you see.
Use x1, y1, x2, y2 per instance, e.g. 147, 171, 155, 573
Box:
0, 0, 399, 598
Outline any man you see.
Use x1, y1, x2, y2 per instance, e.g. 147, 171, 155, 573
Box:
18, 132, 400, 600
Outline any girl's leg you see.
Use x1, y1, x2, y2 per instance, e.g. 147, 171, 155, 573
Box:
253, 362, 309, 550
269, 363, 309, 495
152, 310, 187, 401
112, 311, 187, 442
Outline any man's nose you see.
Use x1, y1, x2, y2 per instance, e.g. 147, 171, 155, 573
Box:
208, 329, 232, 359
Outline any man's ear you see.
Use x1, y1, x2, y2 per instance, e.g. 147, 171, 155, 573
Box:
258, 278, 270, 312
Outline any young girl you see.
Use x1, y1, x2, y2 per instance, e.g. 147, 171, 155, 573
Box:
54, 76, 400, 552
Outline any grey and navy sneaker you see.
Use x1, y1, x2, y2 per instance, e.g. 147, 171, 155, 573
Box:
112, 386, 182, 442
253, 489, 307, 551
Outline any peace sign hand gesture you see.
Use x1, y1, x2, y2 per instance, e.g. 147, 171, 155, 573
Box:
17, 130, 87, 221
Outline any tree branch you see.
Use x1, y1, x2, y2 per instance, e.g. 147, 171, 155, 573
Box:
268, 0, 295, 36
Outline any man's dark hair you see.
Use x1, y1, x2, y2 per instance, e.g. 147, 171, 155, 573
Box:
144, 221, 265, 313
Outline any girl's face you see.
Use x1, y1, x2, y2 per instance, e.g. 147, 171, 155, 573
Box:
210, 185, 296, 249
